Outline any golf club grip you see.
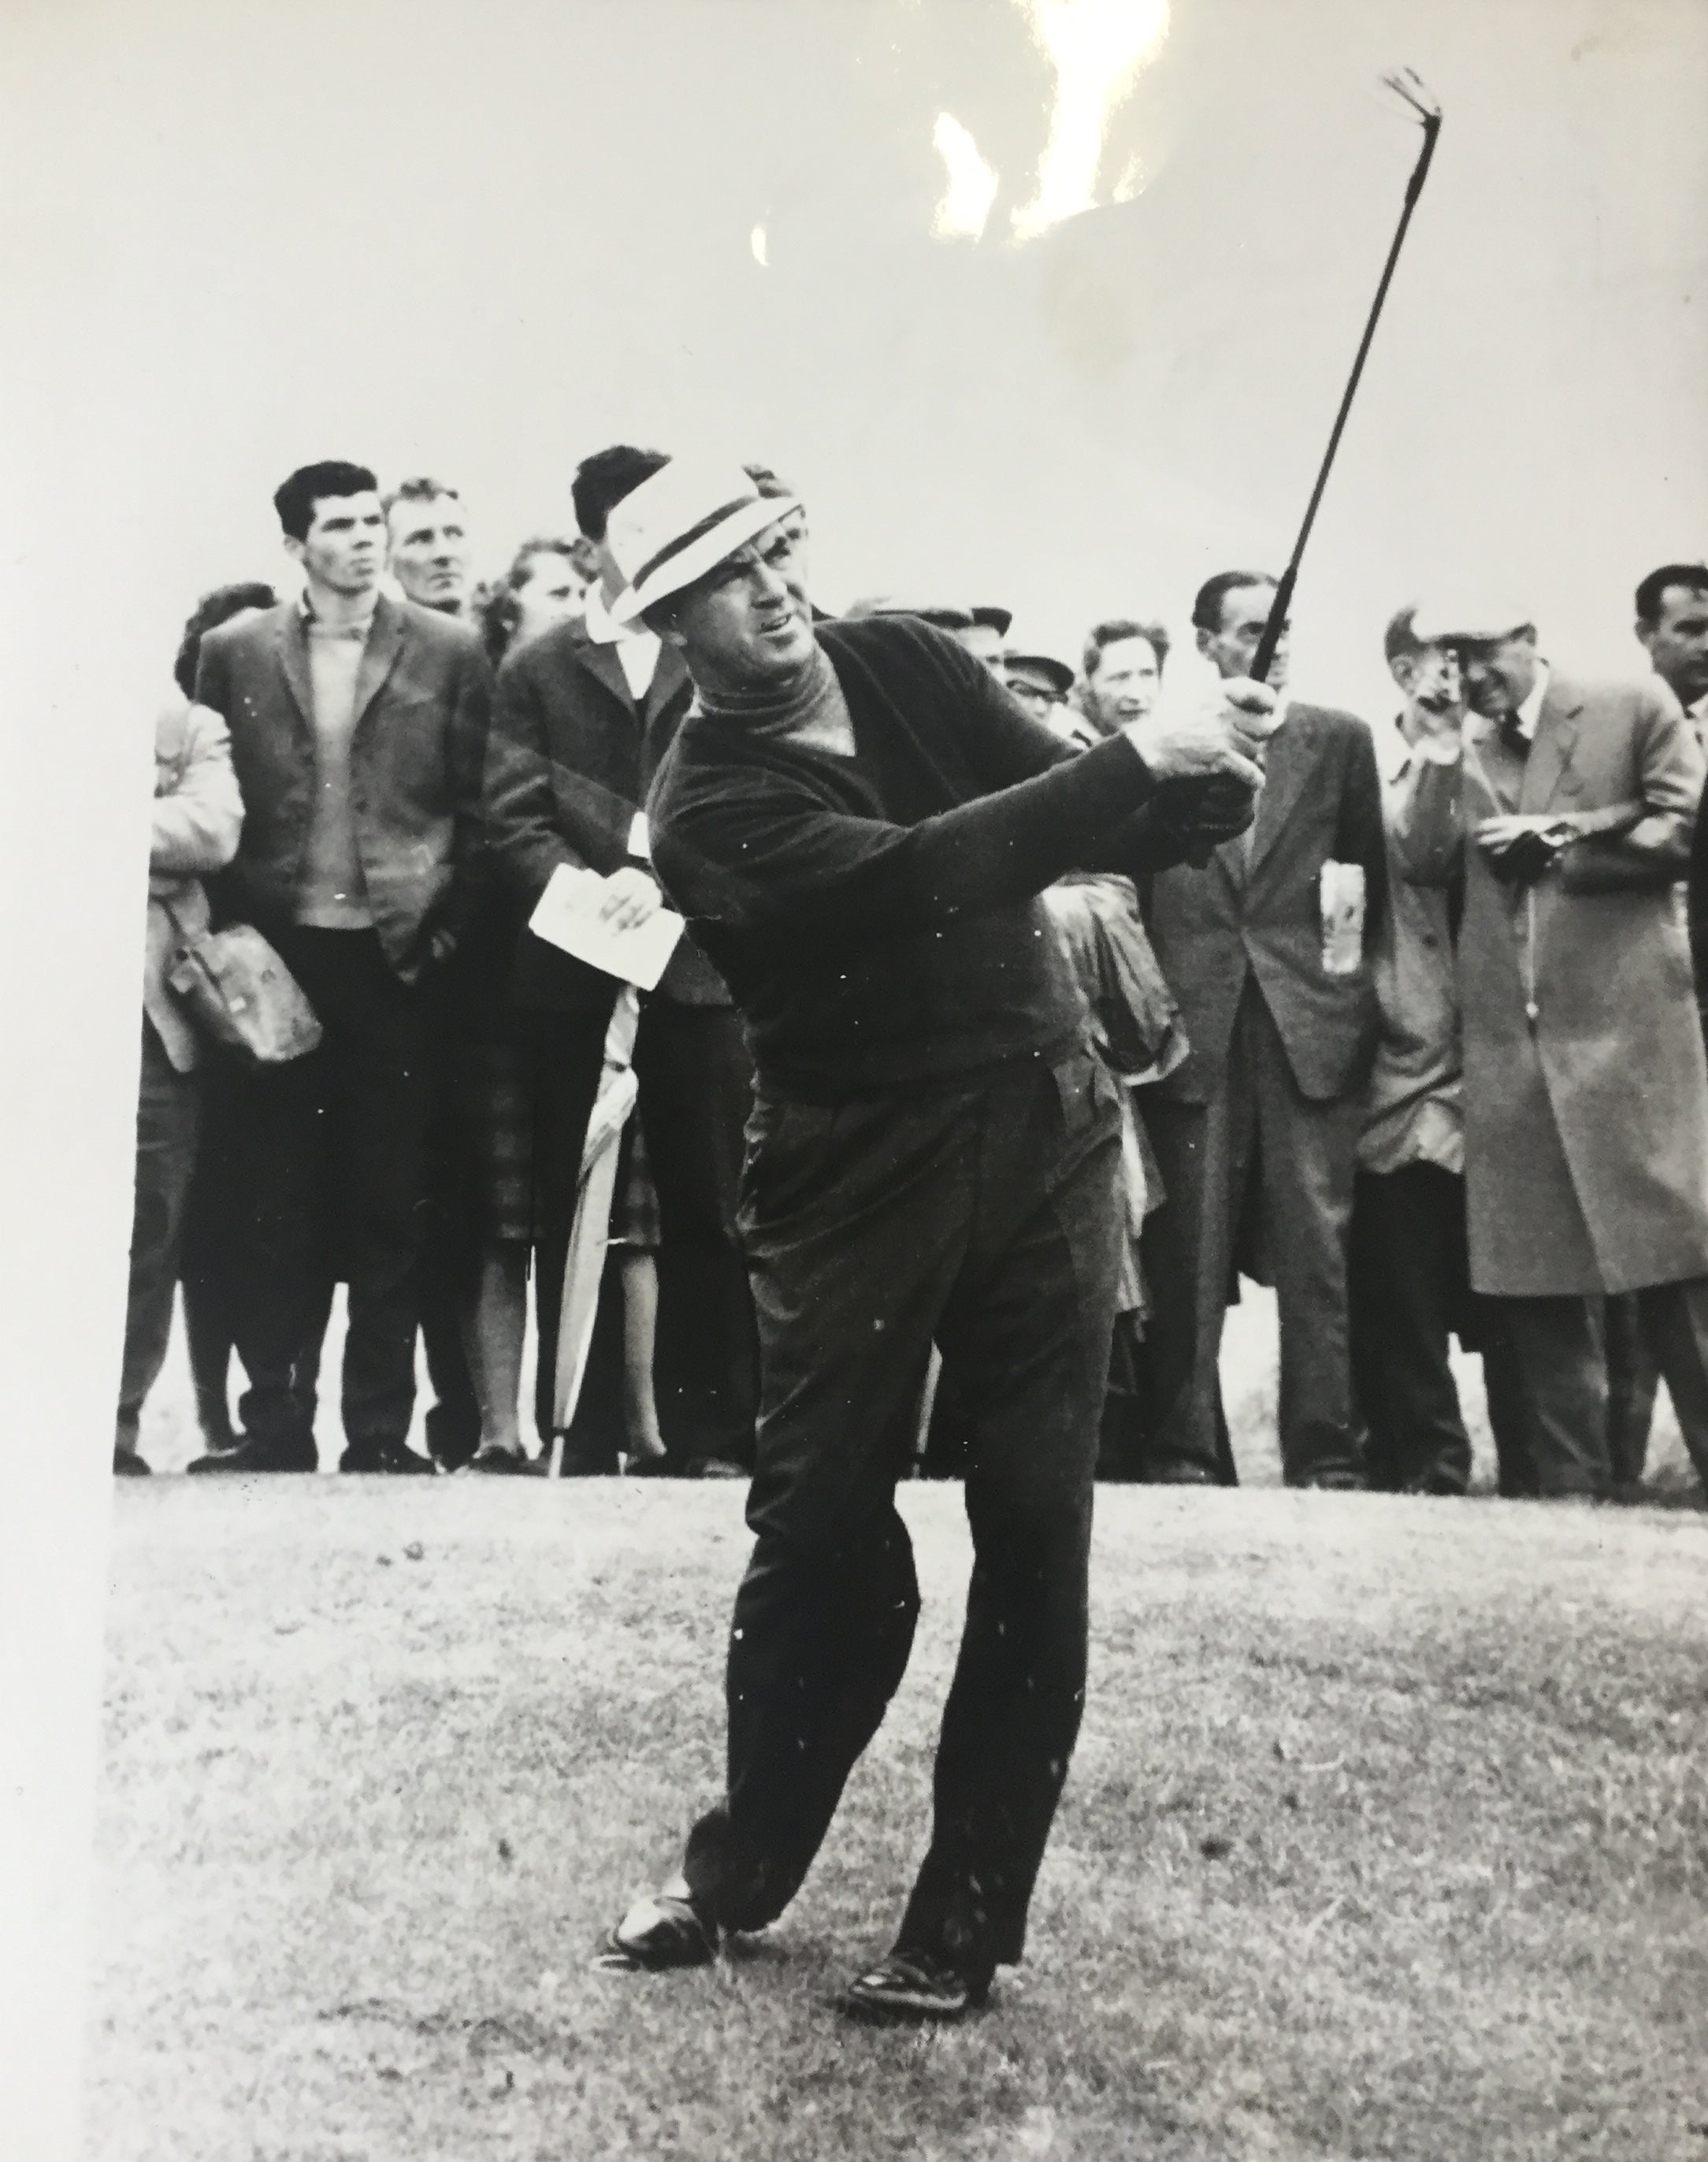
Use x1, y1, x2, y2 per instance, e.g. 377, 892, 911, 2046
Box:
1179, 569, 1292, 865
1249, 565, 1296, 688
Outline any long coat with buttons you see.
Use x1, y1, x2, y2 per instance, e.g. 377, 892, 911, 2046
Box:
1392, 673, 1708, 1295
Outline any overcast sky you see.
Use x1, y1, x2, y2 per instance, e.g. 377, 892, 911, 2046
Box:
6, 0, 1705, 707
2, 6, 1705, 2143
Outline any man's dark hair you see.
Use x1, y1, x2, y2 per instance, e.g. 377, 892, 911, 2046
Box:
175, 581, 278, 698
1191, 570, 1275, 634
572, 445, 670, 543
743, 461, 796, 502
383, 474, 462, 520
1636, 562, 1708, 626
273, 461, 379, 541
1383, 605, 1425, 669
1083, 617, 1170, 679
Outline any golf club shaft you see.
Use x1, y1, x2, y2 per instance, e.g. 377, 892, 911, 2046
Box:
1249, 111, 1440, 683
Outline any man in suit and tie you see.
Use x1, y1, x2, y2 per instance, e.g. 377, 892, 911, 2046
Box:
1138, 570, 1386, 1488
485, 445, 758, 1477
188, 460, 488, 1474
1395, 599, 1708, 1499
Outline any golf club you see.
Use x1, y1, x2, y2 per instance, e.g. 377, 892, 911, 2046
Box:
1248, 67, 1443, 683
1176, 69, 1441, 867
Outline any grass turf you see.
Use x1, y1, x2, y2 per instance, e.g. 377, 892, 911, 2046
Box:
90, 1473, 1708, 2162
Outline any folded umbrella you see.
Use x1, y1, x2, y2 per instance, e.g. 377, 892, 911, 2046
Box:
549, 986, 641, 1475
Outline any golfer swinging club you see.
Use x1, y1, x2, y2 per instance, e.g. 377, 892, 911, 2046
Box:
597, 457, 1272, 2021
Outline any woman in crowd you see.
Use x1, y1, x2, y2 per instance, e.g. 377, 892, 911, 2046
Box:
119, 585, 263, 1471
459, 533, 666, 1473
477, 535, 596, 669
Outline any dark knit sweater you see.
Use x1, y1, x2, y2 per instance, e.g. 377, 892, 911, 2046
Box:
648, 615, 1216, 1099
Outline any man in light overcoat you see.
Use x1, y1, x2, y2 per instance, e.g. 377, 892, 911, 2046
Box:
1396, 600, 1708, 1499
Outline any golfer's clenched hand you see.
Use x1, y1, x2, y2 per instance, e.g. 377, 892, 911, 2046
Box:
1119, 678, 1275, 792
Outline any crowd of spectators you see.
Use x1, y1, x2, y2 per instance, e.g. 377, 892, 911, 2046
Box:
117, 446, 1708, 1504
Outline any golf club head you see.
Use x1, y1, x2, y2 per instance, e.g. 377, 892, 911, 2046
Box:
1379, 66, 1442, 126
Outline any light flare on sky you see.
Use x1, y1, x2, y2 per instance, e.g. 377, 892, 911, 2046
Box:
932, 112, 1000, 240
750, 223, 769, 266
1010, 0, 1169, 241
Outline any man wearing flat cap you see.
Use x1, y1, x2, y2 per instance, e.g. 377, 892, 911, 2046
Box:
1394, 596, 1708, 1499
960, 604, 1012, 676
1004, 651, 1090, 747
594, 457, 1272, 2021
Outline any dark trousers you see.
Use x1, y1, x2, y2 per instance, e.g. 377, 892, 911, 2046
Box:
288, 1016, 482, 1467
416, 1241, 481, 1465
232, 929, 437, 1455
117, 1023, 200, 1452
406, 1029, 483, 1464
1484, 1296, 1609, 1498
1349, 1164, 1474, 1494
182, 1066, 340, 1448
1139, 983, 1363, 1486
923, 1309, 1147, 1484
180, 1055, 245, 1448
1483, 1281, 1708, 1499
284, 1187, 477, 1466
1603, 1293, 1660, 1490
680, 1048, 1124, 1985
1632, 1277, 1708, 1492
529, 999, 757, 1465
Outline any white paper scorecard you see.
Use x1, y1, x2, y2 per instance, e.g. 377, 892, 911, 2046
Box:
528, 864, 685, 992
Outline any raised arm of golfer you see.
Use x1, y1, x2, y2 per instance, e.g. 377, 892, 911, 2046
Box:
648, 612, 1265, 1098
595, 458, 1261, 2025
652, 656, 1268, 942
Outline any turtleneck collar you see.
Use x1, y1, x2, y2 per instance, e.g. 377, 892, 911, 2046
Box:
698, 640, 855, 756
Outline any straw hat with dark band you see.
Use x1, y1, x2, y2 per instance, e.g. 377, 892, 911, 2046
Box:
609, 459, 801, 625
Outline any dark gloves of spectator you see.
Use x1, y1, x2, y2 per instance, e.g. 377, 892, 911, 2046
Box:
1474, 813, 1580, 885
